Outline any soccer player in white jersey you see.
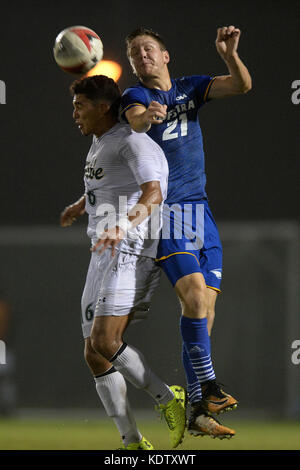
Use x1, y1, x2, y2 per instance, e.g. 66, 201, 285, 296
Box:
60, 75, 186, 450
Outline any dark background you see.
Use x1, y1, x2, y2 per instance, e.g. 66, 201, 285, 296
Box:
0, 0, 299, 420
0, 0, 299, 225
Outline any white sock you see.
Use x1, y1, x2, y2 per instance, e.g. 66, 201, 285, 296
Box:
111, 344, 174, 405
94, 367, 141, 446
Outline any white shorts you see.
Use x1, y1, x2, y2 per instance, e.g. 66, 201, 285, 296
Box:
81, 250, 161, 338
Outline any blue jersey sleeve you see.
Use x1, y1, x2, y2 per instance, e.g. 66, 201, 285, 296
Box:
188, 75, 215, 106
121, 86, 149, 119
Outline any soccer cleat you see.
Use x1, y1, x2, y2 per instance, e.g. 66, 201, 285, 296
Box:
202, 380, 238, 415
118, 436, 154, 450
158, 385, 186, 448
188, 402, 235, 439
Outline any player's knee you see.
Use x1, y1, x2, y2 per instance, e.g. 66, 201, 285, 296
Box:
84, 344, 99, 369
90, 331, 118, 361
183, 286, 208, 318
90, 331, 106, 357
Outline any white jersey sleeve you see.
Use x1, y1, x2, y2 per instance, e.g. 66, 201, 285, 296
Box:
119, 131, 168, 197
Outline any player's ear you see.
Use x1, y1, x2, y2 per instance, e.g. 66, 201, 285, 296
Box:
99, 102, 111, 115
129, 58, 138, 76
163, 50, 170, 65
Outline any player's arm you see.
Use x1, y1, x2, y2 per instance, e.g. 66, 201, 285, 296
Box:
92, 181, 162, 256
60, 194, 86, 227
125, 101, 167, 133
127, 180, 162, 225
208, 26, 252, 99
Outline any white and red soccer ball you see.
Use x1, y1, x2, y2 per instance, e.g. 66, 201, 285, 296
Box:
53, 26, 103, 75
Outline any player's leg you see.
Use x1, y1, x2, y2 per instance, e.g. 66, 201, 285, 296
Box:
160, 201, 237, 411
158, 253, 217, 405
84, 337, 145, 448
177, 274, 237, 412
197, 289, 238, 416
156, 253, 235, 437
199, 205, 238, 414
90, 252, 172, 404
156, 251, 207, 407
206, 287, 218, 336
81, 252, 147, 449
175, 271, 236, 438
175, 271, 216, 396
91, 314, 174, 403
90, 252, 186, 449
157, 201, 235, 437
170, 261, 237, 419
90, 315, 186, 449
157, 201, 217, 394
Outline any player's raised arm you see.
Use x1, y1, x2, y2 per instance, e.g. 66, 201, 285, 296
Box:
60, 194, 86, 227
208, 26, 252, 99
92, 180, 162, 256
125, 101, 167, 133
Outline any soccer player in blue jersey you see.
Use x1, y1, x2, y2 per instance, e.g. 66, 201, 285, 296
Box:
121, 26, 252, 438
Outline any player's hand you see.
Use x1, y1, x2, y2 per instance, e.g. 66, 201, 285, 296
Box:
144, 101, 167, 125
60, 200, 85, 227
91, 226, 125, 257
215, 26, 241, 61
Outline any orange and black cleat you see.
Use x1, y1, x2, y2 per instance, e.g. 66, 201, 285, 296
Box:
202, 381, 238, 415
188, 402, 235, 439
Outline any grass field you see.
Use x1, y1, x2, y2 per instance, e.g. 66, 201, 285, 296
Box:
0, 416, 299, 450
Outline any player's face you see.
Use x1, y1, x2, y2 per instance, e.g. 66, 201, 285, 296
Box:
72, 94, 103, 136
128, 35, 169, 79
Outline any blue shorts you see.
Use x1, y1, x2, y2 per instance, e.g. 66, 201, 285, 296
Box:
155, 200, 222, 291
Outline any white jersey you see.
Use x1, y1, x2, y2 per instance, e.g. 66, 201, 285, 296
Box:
84, 122, 168, 258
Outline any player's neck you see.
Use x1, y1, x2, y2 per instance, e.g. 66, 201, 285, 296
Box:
140, 71, 172, 92
94, 116, 119, 138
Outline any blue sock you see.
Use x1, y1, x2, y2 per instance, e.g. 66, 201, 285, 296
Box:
180, 316, 216, 398
182, 344, 202, 404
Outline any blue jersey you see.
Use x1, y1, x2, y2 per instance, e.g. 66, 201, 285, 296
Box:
121, 75, 215, 204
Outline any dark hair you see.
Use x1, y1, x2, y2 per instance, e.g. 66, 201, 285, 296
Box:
126, 27, 167, 57
70, 75, 121, 118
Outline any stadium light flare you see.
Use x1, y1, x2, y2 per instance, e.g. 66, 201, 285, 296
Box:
86, 60, 122, 82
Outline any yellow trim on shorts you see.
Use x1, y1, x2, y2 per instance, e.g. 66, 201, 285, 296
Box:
206, 285, 221, 294
155, 251, 200, 266
156, 253, 222, 292
203, 77, 217, 102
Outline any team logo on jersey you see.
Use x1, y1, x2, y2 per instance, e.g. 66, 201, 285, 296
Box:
84, 164, 104, 180
176, 94, 188, 101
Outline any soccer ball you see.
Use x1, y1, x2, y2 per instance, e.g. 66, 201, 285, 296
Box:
53, 26, 103, 75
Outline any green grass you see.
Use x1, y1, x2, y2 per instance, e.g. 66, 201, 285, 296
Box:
0, 417, 299, 450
